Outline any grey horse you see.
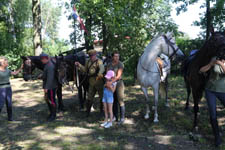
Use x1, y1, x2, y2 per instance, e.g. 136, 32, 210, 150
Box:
137, 32, 184, 123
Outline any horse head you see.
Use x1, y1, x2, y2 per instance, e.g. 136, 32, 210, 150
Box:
21, 56, 34, 81
55, 55, 69, 85
162, 33, 185, 62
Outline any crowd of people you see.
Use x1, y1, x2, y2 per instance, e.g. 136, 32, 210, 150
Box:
0, 49, 225, 145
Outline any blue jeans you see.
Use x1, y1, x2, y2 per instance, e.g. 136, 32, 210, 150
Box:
0, 87, 12, 111
102, 88, 114, 104
205, 89, 225, 120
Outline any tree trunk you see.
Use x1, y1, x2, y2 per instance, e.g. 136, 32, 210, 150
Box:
102, 22, 108, 54
206, 0, 211, 40
84, 14, 92, 50
32, 0, 42, 56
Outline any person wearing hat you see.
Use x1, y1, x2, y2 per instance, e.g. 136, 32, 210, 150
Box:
40, 53, 58, 122
75, 49, 105, 117
0, 56, 23, 121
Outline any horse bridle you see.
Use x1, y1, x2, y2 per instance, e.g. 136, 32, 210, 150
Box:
162, 35, 180, 59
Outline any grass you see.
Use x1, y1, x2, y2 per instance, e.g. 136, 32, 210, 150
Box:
0, 76, 225, 150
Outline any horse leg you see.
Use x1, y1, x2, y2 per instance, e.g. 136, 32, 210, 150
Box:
78, 86, 84, 110
165, 76, 170, 107
141, 87, 150, 119
193, 92, 200, 131
57, 84, 65, 111
153, 84, 159, 123
185, 76, 191, 110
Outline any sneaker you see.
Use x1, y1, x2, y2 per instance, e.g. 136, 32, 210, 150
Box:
104, 122, 112, 128
112, 117, 116, 122
100, 122, 108, 127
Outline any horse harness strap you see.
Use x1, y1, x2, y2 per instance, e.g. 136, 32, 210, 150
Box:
163, 35, 179, 59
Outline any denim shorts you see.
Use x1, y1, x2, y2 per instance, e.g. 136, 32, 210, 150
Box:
102, 88, 114, 104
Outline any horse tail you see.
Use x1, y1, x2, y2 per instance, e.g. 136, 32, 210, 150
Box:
159, 82, 166, 97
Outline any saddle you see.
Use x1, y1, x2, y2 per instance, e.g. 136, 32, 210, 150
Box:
156, 57, 164, 76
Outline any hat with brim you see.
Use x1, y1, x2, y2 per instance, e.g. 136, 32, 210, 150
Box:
40, 53, 49, 59
88, 50, 97, 56
105, 70, 115, 79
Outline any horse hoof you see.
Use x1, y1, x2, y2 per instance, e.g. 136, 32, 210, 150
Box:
144, 114, 149, 119
165, 103, 170, 107
153, 119, 159, 123
194, 126, 199, 132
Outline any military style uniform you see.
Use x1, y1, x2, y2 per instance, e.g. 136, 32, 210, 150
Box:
78, 50, 105, 116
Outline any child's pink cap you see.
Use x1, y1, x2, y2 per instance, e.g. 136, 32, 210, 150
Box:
105, 70, 115, 79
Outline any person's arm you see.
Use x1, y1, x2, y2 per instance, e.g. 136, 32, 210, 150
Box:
111, 68, 123, 83
107, 83, 116, 93
199, 60, 215, 73
96, 60, 105, 80
75, 61, 87, 72
215, 60, 225, 73
11, 64, 23, 75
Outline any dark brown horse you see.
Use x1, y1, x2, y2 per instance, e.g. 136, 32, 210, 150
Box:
21, 56, 66, 112
184, 31, 225, 130
56, 52, 88, 110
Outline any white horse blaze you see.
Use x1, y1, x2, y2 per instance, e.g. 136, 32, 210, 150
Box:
137, 33, 184, 123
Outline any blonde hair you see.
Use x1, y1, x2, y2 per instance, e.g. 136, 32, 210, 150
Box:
0, 56, 8, 66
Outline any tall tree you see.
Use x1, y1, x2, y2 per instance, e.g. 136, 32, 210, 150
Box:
32, 0, 42, 56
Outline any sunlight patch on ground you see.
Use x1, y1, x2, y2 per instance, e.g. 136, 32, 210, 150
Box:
55, 126, 93, 135
155, 135, 172, 145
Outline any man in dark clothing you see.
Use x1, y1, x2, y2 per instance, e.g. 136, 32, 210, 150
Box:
40, 53, 58, 122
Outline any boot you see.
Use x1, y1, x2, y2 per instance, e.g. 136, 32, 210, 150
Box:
48, 105, 56, 122
210, 118, 221, 147
58, 99, 66, 112
0, 108, 2, 113
46, 102, 52, 120
113, 93, 119, 121
86, 100, 92, 117
7, 107, 13, 121
119, 106, 125, 124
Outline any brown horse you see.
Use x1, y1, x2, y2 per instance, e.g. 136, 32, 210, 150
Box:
185, 31, 225, 130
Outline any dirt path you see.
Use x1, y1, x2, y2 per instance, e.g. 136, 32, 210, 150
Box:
0, 77, 224, 150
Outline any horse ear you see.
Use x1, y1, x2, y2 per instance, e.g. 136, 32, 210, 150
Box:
21, 56, 28, 61
166, 32, 173, 38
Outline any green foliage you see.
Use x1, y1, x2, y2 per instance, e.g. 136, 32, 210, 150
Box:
176, 36, 204, 55
67, 0, 179, 75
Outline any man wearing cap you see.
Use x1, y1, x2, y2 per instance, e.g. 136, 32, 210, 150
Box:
75, 49, 105, 117
40, 53, 58, 121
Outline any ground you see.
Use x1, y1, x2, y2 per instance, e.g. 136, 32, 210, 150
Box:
0, 76, 225, 150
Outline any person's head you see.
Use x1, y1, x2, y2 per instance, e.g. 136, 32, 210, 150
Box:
88, 50, 97, 61
112, 51, 120, 63
105, 70, 115, 81
40, 53, 49, 64
0, 56, 8, 68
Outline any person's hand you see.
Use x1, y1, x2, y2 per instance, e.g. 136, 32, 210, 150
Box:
75, 62, 80, 67
215, 60, 223, 66
96, 74, 103, 80
44, 89, 48, 93
20, 63, 24, 69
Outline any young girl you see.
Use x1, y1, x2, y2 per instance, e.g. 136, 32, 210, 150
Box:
0, 57, 23, 121
101, 70, 117, 128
